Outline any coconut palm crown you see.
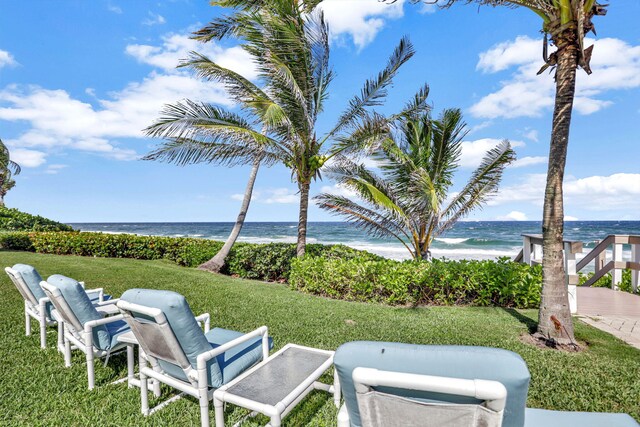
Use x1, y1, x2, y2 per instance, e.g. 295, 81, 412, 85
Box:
316, 109, 516, 260
145, 0, 429, 257
0, 139, 21, 207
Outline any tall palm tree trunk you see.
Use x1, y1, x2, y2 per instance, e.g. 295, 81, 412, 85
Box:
296, 180, 310, 257
537, 33, 578, 343
199, 158, 261, 273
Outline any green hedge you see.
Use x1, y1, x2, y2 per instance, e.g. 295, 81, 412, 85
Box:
0, 231, 377, 282
0, 207, 73, 232
0, 231, 542, 308
290, 256, 543, 308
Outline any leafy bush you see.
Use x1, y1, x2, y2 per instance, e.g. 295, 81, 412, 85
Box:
0, 207, 73, 232
290, 256, 542, 308
579, 269, 635, 293
0, 231, 375, 282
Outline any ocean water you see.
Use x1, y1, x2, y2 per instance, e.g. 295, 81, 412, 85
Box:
68, 221, 640, 262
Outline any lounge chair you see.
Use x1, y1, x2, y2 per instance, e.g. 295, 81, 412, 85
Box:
334, 341, 638, 427
40, 275, 130, 390
117, 289, 272, 427
5, 264, 113, 349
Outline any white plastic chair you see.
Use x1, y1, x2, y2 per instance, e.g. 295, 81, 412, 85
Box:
5, 265, 111, 349
40, 279, 129, 390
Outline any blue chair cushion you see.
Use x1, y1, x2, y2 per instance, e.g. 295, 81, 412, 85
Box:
12, 263, 46, 301
105, 319, 130, 351
334, 341, 531, 427
47, 274, 114, 351
120, 289, 272, 388
205, 327, 273, 387
525, 408, 639, 427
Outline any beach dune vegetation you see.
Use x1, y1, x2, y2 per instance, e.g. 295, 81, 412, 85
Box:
316, 109, 515, 260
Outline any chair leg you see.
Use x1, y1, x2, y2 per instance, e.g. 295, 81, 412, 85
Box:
126, 345, 134, 388
25, 307, 31, 336
57, 321, 64, 353
40, 312, 47, 349
139, 352, 149, 416
199, 386, 210, 427
86, 345, 95, 390
214, 397, 225, 427
64, 336, 72, 367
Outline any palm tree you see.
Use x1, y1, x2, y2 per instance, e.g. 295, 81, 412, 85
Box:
0, 139, 21, 207
412, 0, 607, 344
149, 0, 428, 258
316, 109, 515, 260
143, 102, 267, 273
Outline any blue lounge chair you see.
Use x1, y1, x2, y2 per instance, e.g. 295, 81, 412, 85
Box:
117, 289, 272, 427
40, 275, 129, 390
5, 264, 113, 349
334, 341, 638, 427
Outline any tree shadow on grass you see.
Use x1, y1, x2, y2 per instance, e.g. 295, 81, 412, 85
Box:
502, 308, 538, 334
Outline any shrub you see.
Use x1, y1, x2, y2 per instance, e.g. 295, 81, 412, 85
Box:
0, 207, 73, 232
0, 231, 374, 282
290, 256, 543, 308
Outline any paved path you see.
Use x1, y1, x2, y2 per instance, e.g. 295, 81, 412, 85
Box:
576, 287, 640, 349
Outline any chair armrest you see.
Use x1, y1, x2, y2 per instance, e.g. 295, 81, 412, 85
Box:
95, 298, 119, 307
38, 296, 51, 314
83, 314, 125, 332
195, 313, 210, 333
196, 326, 269, 372
85, 288, 104, 303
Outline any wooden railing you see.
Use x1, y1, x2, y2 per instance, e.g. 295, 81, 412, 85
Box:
515, 234, 640, 313
576, 235, 640, 290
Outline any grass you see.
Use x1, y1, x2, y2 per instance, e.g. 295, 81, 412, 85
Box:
1, 250, 639, 426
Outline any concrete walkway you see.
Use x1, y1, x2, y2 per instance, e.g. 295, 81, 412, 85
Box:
576, 287, 640, 349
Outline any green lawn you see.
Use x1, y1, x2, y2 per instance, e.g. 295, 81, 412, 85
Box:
1, 251, 639, 426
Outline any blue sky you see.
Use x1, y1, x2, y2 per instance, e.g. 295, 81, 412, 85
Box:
0, 0, 638, 223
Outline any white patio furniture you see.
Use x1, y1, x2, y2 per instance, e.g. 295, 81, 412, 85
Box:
40, 275, 130, 390
213, 343, 340, 427
5, 264, 114, 349
116, 288, 272, 427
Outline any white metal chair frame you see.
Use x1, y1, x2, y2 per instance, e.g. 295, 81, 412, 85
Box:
5, 266, 108, 350
338, 367, 508, 427
40, 281, 124, 390
117, 299, 270, 427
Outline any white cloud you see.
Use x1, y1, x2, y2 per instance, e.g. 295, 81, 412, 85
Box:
564, 215, 579, 221
44, 164, 67, 175
497, 210, 528, 221
472, 36, 640, 118
489, 173, 640, 214
107, 3, 122, 14
320, 183, 358, 199
9, 148, 47, 168
142, 12, 166, 26
126, 33, 257, 79
231, 188, 299, 204
318, 0, 405, 49
0, 49, 17, 68
459, 138, 524, 168
511, 156, 547, 169
0, 34, 255, 166
523, 129, 538, 142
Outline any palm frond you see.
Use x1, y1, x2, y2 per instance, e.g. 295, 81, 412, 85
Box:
439, 139, 516, 232
321, 37, 415, 143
